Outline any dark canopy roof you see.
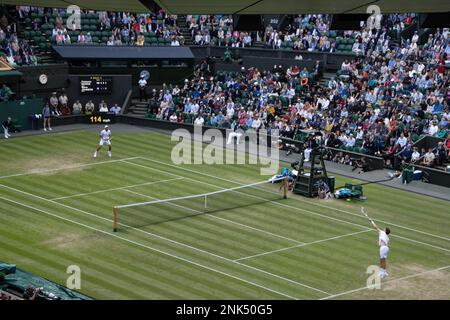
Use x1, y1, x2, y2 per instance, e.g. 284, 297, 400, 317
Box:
0, 0, 148, 12
0, 0, 448, 13
52, 45, 195, 60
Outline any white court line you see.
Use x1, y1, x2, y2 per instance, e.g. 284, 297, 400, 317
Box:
122, 188, 304, 245
133, 157, 450, 254
234, 230, 371, 262
121, 160, 303, 244
127, 159, 370, 231
50, 177, 184, 201
0, 183, 329, 296
0, 157, 141, 180
3, 158, 447, 297
290, 197, 450, 242
320, 264, 450, 300
136, 156, 450, 242
123, 188, 331, 295
137, 157, 450, 241
0, 195, 297, 300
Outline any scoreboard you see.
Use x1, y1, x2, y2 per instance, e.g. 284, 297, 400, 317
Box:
80, 76, 113, 94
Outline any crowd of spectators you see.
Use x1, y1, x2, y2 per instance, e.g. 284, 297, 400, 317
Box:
187, 14, 253, 47
43, 91, 122, 116
147, 26, 449, 170
185, 13, 417, 52
16, 6, 184, 47
262, 13, 414, 52
12, 5, 420, 53
0, 13, 37, 66
3, 6, 449, 169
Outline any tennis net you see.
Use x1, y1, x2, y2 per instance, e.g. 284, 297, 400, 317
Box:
113, 176, 288, 231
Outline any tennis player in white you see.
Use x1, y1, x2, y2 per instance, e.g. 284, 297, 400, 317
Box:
94, 125, 112, 158
362, 207, 391, 279
370, 218, 391, 279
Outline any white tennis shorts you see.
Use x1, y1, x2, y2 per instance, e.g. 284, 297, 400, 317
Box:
99, 139, 111, 146
380, 245, 389, 259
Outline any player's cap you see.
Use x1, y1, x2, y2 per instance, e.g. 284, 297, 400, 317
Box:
104, 125, 109, 129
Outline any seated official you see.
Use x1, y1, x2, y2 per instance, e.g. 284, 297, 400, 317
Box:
85, 100, 95, 115
99, 104, 109, 113
109, 103, 121, 115
72, 100, 83, 114
98, 100, 108, 113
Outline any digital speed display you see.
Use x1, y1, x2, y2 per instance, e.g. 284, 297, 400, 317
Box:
86, 114, 116, 124
80, 76, 112, 94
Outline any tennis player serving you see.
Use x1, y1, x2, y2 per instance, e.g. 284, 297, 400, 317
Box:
94, 125, 112, 158
362, 207, 391, 279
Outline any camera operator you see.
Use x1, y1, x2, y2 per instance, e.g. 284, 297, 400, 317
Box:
23, 286, 41, 300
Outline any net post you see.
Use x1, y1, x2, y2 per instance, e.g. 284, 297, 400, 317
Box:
283, 176, 288, 199
113, 207, 118, 232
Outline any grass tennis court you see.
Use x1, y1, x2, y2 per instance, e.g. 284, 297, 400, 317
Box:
0, 128, 449, 299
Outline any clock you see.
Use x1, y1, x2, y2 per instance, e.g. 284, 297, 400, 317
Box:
39, 74, 48, 85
